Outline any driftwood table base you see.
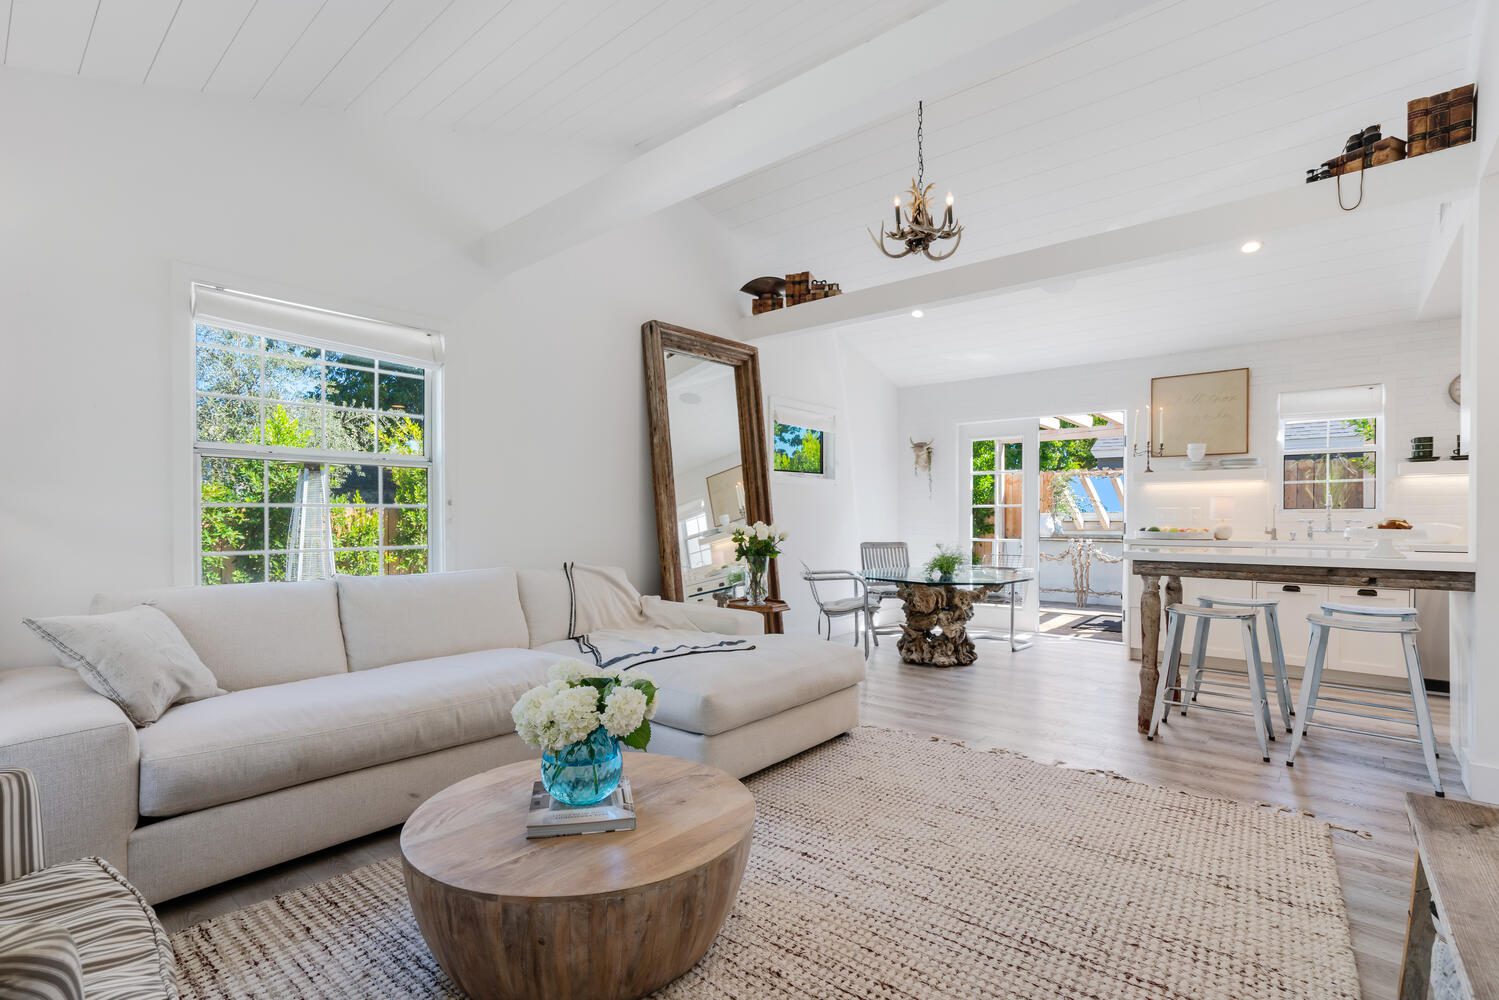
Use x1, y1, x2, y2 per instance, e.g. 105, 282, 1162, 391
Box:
894, 582, 988, 666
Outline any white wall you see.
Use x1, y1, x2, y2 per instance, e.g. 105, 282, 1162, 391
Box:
897, 321, 1465, 555
755, 330, 900, 634
0, 70, 742, 667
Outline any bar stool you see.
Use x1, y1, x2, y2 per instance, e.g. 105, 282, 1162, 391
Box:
1287, 604, 1442, 796
1148, 603, 1274, 762
1182, 596, 1294, 735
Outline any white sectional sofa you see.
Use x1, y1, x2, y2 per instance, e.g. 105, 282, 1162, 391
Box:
0, 567, 864, 904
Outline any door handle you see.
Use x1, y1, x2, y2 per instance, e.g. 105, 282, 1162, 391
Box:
1357, 588, 1378, 597
1282, 585, 1301, 593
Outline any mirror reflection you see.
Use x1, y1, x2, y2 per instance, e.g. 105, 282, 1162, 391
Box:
664, 351, 746, 604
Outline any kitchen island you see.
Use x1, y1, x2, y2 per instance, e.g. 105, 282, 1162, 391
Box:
1125, 542, 1477, 734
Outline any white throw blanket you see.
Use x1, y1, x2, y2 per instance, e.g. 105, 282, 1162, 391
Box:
562, 562, 755, 670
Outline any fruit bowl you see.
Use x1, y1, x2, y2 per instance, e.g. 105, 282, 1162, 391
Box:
1346, 526, 1425, 559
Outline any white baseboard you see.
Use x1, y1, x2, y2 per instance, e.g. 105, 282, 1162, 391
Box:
1460, 750, 1499, 804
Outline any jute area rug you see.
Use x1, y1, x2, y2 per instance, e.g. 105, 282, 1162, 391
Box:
172, 727, 1360, 999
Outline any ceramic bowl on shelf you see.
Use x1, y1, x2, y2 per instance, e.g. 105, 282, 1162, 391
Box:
1185, 442, 1207, 462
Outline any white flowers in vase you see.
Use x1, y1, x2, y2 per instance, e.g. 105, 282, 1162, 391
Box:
511, 661, 658, 753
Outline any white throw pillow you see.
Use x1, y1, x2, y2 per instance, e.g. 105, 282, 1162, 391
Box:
23, 605, 225, 726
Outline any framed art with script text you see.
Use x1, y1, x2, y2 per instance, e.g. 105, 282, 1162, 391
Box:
1150, 367, 1250, 456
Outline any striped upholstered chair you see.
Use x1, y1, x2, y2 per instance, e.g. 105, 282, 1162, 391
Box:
0, 768, 179, 999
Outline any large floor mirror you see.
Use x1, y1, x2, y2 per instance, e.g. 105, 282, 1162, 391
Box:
642, 321, 776, 604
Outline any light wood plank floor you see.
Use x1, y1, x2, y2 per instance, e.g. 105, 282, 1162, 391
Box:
159, 632, 1458, 999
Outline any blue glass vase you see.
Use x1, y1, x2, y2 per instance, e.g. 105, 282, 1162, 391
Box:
540, 727, 623, 806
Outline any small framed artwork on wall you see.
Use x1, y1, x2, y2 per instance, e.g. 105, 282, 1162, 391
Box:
1150, 367, 1250, 456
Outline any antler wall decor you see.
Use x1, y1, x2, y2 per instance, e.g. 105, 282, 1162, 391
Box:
910, 438, 933, 497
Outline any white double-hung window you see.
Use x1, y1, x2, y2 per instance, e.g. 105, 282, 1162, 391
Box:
190, 285, 442, 585
1278, 384, 1383, 512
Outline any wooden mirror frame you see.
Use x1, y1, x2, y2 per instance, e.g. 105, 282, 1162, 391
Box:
642, 321, 776, 603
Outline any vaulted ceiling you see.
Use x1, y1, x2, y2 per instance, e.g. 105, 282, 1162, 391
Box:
0, 0, 1480, 387
0, 0, 939, 149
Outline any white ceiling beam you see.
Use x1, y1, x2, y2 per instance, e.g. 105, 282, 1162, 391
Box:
1037, 416, 1062, 430
480, 0, 1162, 274
1061, 413, 1097, 429
738, 145, 1479, 340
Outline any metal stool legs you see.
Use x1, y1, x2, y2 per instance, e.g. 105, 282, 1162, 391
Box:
1286, 611, 1442, 796
1149, 605, 1270, 762
1185, 599, 1292, 734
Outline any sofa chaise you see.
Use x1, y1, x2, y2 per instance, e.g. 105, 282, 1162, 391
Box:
0, 567, 864, 904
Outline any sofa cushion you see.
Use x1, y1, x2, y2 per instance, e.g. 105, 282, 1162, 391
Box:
137, 648, 557, 817
538, 635, 866, 736
0, 857, 178, 1000
335, 568, 530, 672
24, 606, 225, 727
517, 568, 573, 647
90, 581, 347, 692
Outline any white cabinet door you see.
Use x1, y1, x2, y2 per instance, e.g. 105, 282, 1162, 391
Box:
1251, 583, 1331, 667
1324, 586, 1415, 679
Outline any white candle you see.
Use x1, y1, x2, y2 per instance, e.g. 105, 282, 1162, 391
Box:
1157, 405, 1165, 450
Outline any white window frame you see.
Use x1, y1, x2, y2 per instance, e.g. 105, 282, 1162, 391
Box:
1277, 385, 1383, 516
769, 396, 837, 482
968, 436, 1024, 563
173, 268, 446, 585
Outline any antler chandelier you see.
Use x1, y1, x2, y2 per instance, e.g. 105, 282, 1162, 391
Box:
869, 101, 962, 261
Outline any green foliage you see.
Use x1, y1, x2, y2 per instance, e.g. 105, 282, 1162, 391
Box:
1346, 417, 1378, 443
1046, 473, 1082, 520
200, 408, 428, 582
773, 423, 823, 473
971, 439, 995, 471
621, 719, 652, 751
924, 544, 965, 580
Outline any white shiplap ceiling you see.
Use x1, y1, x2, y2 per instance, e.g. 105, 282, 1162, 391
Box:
0, 0, 942, 150
703, 0, 1477, 293
836, 199, 1449, 386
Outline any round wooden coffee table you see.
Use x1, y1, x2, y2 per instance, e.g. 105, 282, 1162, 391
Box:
400, 754, 755, 1000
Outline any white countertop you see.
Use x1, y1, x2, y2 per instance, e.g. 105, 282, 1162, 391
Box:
1123, 541, 1475, 574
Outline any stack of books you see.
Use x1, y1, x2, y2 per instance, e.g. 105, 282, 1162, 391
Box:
525, 779, 636, 839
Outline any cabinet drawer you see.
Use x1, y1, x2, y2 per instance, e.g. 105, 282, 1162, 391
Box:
1252, 583, 1330, 667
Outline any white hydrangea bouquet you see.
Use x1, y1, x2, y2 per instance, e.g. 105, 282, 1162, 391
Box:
511, 661, 658, 805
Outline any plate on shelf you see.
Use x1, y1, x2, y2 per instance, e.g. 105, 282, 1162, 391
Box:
1219, 457, 1263, 468
1181, 461, 1214, 471
1136, 529, 1214, 540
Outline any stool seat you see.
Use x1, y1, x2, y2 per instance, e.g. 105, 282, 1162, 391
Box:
1165, 603, 1258, 620
1320, 602, 1419, 618
1307, 614, 1420, 635
1196, 597, 1283, 609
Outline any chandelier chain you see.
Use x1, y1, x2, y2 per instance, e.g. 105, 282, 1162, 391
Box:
916, 100, 924, 189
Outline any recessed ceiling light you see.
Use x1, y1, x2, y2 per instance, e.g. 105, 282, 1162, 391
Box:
911, 309, 924, 318
1240, 239, 1263, 254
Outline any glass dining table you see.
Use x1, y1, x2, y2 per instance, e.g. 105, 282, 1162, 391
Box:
863, 565, 1036, 666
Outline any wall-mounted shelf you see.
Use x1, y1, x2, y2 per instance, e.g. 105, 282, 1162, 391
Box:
1397, 461, 1469, 477
1137, 464, 1267, 482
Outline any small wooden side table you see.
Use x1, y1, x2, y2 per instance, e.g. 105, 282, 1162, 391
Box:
401, 755, 754, 1000
1398, 793, 1499, 999
726, 597, 788, 634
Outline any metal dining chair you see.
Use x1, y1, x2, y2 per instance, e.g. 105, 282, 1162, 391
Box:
801, 563, 876, 658
860, 542, 909, 640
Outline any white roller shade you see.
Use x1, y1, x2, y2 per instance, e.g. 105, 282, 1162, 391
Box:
192, 285, 441, 365
771, 397, 836, 432
1279, 384, 1383, 421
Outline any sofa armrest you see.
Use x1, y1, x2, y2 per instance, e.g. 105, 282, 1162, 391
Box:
0, 668, 139, 872
681, 603, 765, 636
0, 769, 44, 883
